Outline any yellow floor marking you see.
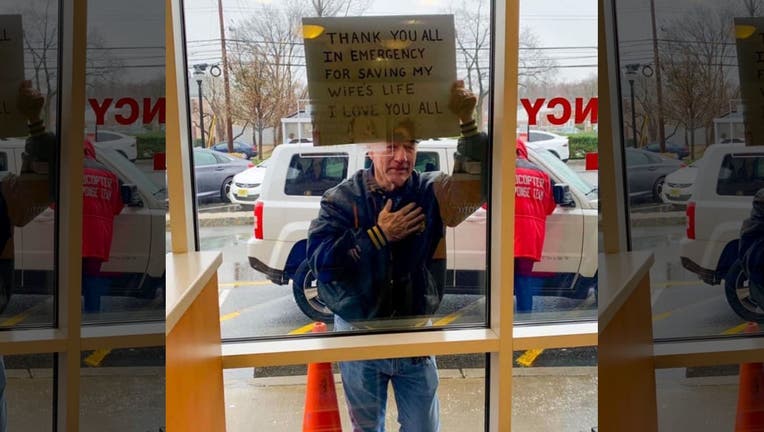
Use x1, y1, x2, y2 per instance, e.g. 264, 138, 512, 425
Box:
84, 348, 111, 367
433, 314, 460, 326
516, 349, 544, 367
722, 322, 750, 335
219, 281, 271, 288
652, 312, 672, 322
220, 311, 241, 322
1, 312, 30, 327
289, 322, 319, 335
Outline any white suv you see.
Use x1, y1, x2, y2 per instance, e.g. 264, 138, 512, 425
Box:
247, 139, 598, 321
680, 144, 764, 322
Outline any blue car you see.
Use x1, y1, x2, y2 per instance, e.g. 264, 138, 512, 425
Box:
211, 141, 258, 159
644, 143, 689, 160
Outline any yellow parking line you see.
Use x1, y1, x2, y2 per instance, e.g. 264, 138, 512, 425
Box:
722, 322, 750, 335
652, 311, 672, 322
516, 349, 544, 367
433, 313, 460, 326
1, 312, 30, 327
219, 281, 271, 288
289, 322, 319, 335
220, 311, 241, 322
84, 348, 111, 367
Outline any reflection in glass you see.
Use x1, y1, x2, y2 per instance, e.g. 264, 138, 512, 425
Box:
3, 354, 54, 431
82, 0, 166, 322
0, 1, 60, 331
224, 354, 485, 431
80, 347, 165, 431
614, 0, 764, 339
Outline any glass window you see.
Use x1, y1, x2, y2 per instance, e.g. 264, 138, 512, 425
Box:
613, 0, 764, 338
193, 150, 217, 166
717, 154, 764, 196
1, 0, 60, 329
79, 347, 165, 431
284, 154, 348, 196
415, 152, 440, 173
2, 354, 54, 430
81, 0, 165, 323
0, 153, 8, 174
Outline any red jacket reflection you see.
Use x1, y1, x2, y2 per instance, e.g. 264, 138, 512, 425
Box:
514, 139, 555, 261
83, 141, 124, 262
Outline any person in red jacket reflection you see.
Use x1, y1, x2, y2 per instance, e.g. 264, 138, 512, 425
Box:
514, 138, 556, 312
82, 140, 124, 313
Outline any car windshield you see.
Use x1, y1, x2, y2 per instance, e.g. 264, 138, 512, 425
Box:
532, 148, 597, 199
95, 145, 166, 199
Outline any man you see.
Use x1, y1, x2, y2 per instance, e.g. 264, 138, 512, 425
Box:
514, 138, 556, 312
82, 140, 124, 313
306, 81, 487, 431
0, 81, 58, 432
739, 188, 764, 307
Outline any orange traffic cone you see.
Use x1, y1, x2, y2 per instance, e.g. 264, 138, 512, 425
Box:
735, 322, 764, 432
303, 322, 342, 432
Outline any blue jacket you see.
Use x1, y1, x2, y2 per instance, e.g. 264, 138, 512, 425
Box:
307, 132, 487, 323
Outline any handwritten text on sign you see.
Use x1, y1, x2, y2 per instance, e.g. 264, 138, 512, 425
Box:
0, 15, 27, 138
734, 17, 764, 146
303, 15, 458, 146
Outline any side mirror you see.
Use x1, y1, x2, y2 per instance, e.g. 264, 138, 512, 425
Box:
121, 184, 143, 207
553, 183, 575, 207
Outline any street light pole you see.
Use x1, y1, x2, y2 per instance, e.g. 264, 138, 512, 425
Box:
628, 78, 637, 148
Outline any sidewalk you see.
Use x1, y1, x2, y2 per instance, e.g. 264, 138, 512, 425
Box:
224, 366, 599, 432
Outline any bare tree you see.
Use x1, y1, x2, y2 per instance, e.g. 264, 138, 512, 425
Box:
309, 0, 372, 17
742, 0, 763, 16
230, 2, 306, 147
659, 5, 738, 158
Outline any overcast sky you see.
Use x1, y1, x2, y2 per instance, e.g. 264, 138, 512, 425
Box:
183, 0, 597, 83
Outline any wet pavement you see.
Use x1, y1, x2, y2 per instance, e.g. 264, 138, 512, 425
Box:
223, 366, 599, 432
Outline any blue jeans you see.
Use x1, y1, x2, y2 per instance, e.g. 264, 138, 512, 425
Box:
334, 315, 440, 432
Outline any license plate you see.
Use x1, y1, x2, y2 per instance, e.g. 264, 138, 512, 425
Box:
237, 189, 248, 198
669, 188, 680, 198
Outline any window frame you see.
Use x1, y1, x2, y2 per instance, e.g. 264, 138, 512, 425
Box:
167, 0, 599, 430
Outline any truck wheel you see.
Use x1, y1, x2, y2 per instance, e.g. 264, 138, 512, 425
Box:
724, 260, 764, 323
292, 261, 333, 323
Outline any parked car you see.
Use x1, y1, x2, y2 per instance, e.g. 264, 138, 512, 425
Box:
193, 148, 251, 202
2, 139, 166, 298
625, 148, 684, 203
525, 130, 570, 162
228, 158, 270, 206
644, 142, 689, 160
661, 162, 698, 205
247, 139, 598, 322
680, 143, 764, 322
211, 141, 258, 159
94, 130, 138, 162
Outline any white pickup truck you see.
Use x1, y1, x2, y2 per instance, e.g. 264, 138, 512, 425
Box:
247, 139, 599, 321
0, 138, 166, 299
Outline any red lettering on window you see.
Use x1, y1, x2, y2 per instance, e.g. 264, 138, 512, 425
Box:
88, 98, 113, 126
520, 98, 545, 126
546, 97, 571, 126
575, 97, 598, 124
143, 98, 166, 124
114, 98, 140, 125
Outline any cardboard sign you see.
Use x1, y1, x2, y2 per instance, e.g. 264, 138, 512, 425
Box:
735, 17, 764, 146
302, 15, 459, 146
0, 15, 27, 139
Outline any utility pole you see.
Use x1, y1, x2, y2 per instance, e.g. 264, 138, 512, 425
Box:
218, 0, 234, 153
650, 0, 666, 152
